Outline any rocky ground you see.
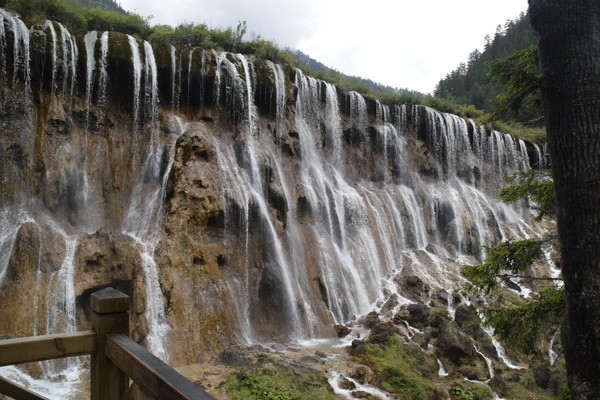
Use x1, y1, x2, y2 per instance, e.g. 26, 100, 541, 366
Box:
174, 272, 566, 400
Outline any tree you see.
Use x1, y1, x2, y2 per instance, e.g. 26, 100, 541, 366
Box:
232, 20, 247, 52
529, 0, 600, 397
485, 45, 542, 125
464, 171, 563, 354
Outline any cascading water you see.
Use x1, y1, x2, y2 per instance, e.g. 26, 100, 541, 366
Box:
127, 34, 142, 131
97, 31, 109, 118
84, 31, 97, 128
348, 90, 368, 129
0, 9, 552, 397
170, 44, 178, 109
214, 53, 307, 340
206, 67, 537, 339
58, 22, 78, 99
0, 11, 5, 80
186, 47, 196, 108
0, 9, 30, 90
265, 60, 286, 141
122, 38, 173, 361
143, 40, 158, 127
46, 238, 78, 336
42, 20, 58, 95
0, 210, 33, 282
288, 71, 428, 326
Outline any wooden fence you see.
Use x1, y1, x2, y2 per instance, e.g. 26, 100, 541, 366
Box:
0, 287, 214, 400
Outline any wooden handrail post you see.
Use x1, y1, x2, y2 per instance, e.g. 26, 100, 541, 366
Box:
91, 287, 130, 400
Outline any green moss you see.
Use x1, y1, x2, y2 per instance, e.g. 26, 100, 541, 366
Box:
450, 383, 494, 400
502, 382, 556, 400
353, 334, 439, 400
490, 369, 558, 400
225, 363, 336, 400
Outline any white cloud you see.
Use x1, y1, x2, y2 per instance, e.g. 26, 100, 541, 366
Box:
119, 0, 529, 93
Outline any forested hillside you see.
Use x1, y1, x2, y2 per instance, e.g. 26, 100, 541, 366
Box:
434, 12, 535, 115
292, 50, 422, 96
69, 0, 126, 13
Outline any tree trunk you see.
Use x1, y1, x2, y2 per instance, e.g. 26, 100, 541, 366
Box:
529, 1, 600, 397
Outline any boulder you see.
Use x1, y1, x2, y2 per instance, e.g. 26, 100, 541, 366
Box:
406, 303, 432, 328
434, 318, 477, 363
362, 311, 380, 328
368, 321, 398, 344
334, 324, 352, 338
351, 339, 366, 354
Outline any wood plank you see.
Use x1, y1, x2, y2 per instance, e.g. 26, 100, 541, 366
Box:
91, 287, 130, 314
0, 376, 50, 400
0, 331, 96, 366
105, 334, 214, 400
91, 294, 129, 400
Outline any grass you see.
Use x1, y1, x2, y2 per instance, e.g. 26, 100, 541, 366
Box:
225, 363, 336, 400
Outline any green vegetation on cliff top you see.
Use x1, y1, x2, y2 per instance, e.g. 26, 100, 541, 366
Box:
1, 0, 544, 141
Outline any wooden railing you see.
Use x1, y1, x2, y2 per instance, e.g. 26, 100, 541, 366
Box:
0, 287, 214, 400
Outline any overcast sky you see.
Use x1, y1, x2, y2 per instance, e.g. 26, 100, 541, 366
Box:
119, 0, 529, 94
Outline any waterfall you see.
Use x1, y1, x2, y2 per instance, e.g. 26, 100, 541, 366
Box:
0, 9, 30, 90
143, 40, 158, 128
58, 22, 77, 99
127, 34, 142, 131
213, 55, 306, 339
398, 185, 428, 250
169, 45, 178, 109
437, 358, 449, 377
518, 139, 531, 171
265, 60, 286, 142
213, 143, 254, 343
0, 13, 548, 396
533, 143, 546, 169
0, 221, 85, 397
84, 31, 97, 128
0, 11, 5, 81
329, 372, 392, 399
42, 20, 57, 95
46, 238, 78, 335
121, 41, 173, 360
348, 90, 368, 130
0, 210, 33, 283
97, 31, 109, 121
186, 48, 195, 107
292, 71, 392, 323
323, 82, 343, 168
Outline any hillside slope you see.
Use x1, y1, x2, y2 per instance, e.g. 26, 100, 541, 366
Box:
434, 12, 535, 113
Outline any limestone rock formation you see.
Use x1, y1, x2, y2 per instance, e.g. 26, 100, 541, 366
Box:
0, 9, 559, 398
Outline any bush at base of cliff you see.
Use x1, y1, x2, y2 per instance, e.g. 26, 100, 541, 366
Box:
225, 363, 336, 400
351, 334, 442, 400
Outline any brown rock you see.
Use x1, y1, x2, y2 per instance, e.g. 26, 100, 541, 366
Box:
334, 324, 352, 337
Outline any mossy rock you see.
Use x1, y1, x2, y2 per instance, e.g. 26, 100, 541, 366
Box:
352, 334, 440, 400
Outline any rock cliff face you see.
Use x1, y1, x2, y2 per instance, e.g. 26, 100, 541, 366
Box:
0, 8, 546, 374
